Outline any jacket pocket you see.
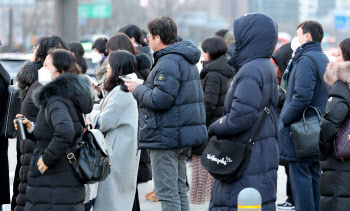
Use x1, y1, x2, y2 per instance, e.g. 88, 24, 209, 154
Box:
139, 108, 157, 129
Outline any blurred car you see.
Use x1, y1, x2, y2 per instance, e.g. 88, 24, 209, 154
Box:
0, 53, 32, 81
0, 53, 99, 82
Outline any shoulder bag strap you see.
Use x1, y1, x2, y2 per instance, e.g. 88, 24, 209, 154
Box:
301, 54, 329, 96
250, 100, 272, 144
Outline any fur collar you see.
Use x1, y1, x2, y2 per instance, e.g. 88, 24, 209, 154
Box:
324, 62, 350, 86
16, 61, 42, 90
33, 73, 93, 108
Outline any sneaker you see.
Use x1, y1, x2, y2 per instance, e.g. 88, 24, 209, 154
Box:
277, 201, 295, 210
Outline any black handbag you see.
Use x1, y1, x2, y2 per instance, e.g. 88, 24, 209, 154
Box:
45, 107, 112, 184
201, 102, 271, 184
290, 106, 322, 158
290, 54, 329, 158
0, 64, 21, 139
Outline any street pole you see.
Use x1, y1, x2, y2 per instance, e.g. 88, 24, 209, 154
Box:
54, 0, 78, 43
8, 7, 13, 52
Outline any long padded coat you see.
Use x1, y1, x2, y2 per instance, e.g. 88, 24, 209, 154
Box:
24, 73, 93, 211
133, 40, 207, 149
319, 62, 350, 211
209, 13, 279, 211
14, 61, 42, 211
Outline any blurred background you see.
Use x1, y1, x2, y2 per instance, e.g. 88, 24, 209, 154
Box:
0, 0, 349, 78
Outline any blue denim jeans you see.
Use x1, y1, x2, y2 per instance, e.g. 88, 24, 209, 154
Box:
289, 161, 320, 211
150, 148, 191, 211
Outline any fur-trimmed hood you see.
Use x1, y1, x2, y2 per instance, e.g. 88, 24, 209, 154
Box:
324, 61, 350, 86
16, 61, 43, 90
136, 53, 152, 70
33, 73, 94, 113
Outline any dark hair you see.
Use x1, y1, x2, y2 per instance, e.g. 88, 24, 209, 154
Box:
141, 29, 149, 46
35, 35, 69, 63
106, 33, 136, 55
104, 50, 137, 93
297, 21, 324, 43
92, 37, 108, 56
119, 24, 148, 47
201, 36, 227, 60
48, 49, 81, 74
215, 29, 229, 38
68, 42, 87, 74
339, 38, 350, 62
147, 17, 177, 45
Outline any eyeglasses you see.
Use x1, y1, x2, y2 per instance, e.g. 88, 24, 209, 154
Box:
32, 46, 37, 51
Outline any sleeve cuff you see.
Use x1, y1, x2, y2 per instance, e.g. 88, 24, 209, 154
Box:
28, 123, 35, 134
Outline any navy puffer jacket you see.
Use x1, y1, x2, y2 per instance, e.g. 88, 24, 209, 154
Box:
278, 42, 329, 162
133, 41, 207, 149
209, 13, 279, 210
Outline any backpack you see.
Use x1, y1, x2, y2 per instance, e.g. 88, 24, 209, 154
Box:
45, 106, 112, 184
0, 63, 21, 138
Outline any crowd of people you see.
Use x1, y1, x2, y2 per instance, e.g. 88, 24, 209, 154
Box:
0, 12, 350, 211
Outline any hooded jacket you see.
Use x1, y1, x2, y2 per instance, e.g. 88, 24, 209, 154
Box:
133, 41, 207, 149
210, 13, 279, 211
25, 73, 93, 211
319, 62, 350, 211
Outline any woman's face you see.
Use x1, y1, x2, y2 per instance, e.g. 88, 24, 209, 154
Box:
203, 52, 210, 61
107, 63, 112, 77
337, 48, 345, 62
44, 55, 61, 80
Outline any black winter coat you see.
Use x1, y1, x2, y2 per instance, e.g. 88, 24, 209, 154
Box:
0, 63, 10, 205
210, 13, 279, 211
24, 73, 93, 211
14, 61, 42, 211
133, 41, 207, 149
319, 62, 350, 211
192, 56, 235, 155
135, 53, 152, 183
200, 55, 235, 127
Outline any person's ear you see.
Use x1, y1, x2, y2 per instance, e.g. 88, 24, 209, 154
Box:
306, 32, 312, 41
130, 37, 136, 43
157, 36, 160, 44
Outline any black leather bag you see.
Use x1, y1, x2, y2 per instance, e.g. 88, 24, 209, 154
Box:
45, 107, 112, 184
201, 102, 271, 184
0, 86, 21, 138
290, 106, 322, 158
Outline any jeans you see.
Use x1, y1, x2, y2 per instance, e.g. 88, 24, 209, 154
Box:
150, 148, 191, 211
289, 161, 320, 211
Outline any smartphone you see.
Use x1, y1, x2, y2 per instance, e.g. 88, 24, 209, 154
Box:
87, 75, 99, 86
119, 75, 132, 82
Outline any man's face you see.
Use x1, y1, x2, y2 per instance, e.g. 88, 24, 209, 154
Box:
148, 32, 158, 52
296, 27, 310, 45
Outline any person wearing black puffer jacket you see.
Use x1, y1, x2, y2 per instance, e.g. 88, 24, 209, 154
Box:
190, 36, 235, 205
132, 52, 152, 211
14, 49, 93, 211
319, 38, 350, 211
11, 35, 69, 211
14, 61, 42, 211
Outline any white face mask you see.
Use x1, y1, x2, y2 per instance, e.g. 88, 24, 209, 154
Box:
91, 51, 102, 64
38, 67, 53, 85
291, 36, 301, 52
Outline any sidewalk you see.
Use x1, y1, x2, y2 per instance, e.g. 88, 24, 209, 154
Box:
3, 139, 287, 211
